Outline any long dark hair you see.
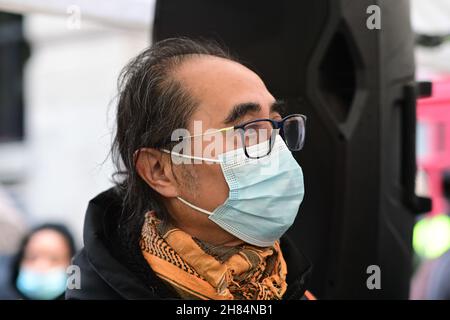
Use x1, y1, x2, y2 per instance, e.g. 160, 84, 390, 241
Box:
110, 37, 235, 284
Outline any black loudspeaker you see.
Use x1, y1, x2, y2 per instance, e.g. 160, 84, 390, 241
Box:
154, 0, 431, 299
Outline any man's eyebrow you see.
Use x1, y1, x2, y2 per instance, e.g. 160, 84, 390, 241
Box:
223, 102, 261, 125
270, 100, 287, 115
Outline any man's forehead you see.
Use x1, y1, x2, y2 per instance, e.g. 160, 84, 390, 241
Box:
174, 55, 271, 108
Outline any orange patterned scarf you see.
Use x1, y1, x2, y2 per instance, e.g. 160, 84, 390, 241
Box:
140, 211, 288, 300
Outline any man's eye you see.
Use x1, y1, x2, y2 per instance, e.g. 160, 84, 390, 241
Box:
246, 123, 261, 130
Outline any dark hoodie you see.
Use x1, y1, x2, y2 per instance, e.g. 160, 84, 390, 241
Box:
66, 188, 312, 300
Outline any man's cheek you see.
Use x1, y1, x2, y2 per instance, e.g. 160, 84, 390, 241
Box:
200, 165, 229, 205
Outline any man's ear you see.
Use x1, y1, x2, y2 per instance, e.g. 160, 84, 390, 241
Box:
135, 148, 179, 198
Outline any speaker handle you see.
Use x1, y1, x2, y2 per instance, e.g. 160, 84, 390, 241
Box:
401, 81, 432, 214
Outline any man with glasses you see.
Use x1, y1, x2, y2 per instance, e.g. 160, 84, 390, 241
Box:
67, 38, 313, 300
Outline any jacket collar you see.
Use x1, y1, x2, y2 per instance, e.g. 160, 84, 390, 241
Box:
83, 188, 173, 299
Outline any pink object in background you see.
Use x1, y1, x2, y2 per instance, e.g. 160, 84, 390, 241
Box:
417, 77, 450, 215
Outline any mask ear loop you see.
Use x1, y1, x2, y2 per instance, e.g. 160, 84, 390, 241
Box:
160, 149, 221, 215
176, 196, 214, 216
161, 149, 223, 164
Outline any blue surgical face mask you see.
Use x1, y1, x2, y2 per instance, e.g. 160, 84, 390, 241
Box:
166, 135, 305, 247
16, 267, 67, 300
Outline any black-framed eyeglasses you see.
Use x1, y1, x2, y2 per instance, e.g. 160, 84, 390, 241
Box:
176, 114, 307, 159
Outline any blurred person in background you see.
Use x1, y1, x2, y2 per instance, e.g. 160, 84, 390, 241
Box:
0, 185, 27, 298
0, 186, 27, 255
410, 171, 450, 300
0, 223, 76, 300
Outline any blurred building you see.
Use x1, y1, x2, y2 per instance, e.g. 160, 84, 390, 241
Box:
0, 2, 153, 244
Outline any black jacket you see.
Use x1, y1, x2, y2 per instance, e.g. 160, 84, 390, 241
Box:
66, 188, 312, 300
